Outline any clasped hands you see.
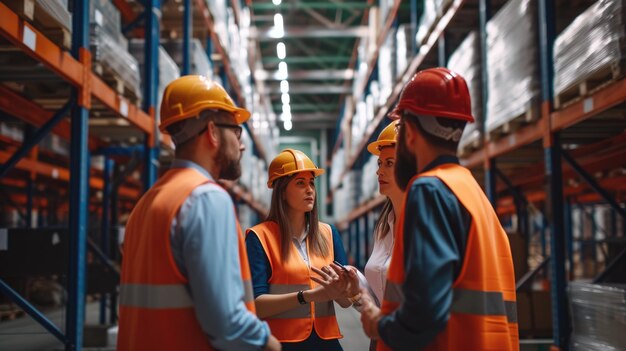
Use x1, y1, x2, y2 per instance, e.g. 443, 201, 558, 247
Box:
311, 263, 382, 340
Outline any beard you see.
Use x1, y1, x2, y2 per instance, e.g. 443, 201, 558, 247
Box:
216, 144, 242, 180
394, 130, 418, 190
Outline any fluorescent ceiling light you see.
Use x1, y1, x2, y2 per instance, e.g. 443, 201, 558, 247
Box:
277, 61, 288, 79
276, 42, 286, 59
272, 0, 281, 5
281, 93, 290, 104
282, 103, 291, 115
284, 120, 292, 131
280, 80, 289, 93
274, 14, 283, 30
280, 112, 292, 121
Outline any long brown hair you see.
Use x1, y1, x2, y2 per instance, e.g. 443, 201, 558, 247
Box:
374, 198, 393, 240
266, 173, 330, 262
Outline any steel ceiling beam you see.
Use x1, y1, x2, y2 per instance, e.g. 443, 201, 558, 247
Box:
288, 121, 336, 130
262, 56, 351, 65
252, 26, 367, 40
267, 84, 352, 94
255, 69, 354, 81
290, 112, 337, 122
272, 103, 338, 112
251, 2, 369, 10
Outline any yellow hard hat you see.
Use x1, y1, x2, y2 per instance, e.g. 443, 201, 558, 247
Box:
159, 75, 251, 133
367, 121, 398, 156
267, 149, 325, 188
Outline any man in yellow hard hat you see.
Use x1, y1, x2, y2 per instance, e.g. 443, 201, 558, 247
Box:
118, 75, 281, 351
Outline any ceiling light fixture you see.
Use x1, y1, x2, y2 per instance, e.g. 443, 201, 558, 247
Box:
276, 42, 286, 59
280, 80, 289, 94
284, 120, 293, 131
272, 0, 282, 5
271, 13, 284, 38
277, 61, 288, 79
281, 93, 290, 105
282, 103, 291, 115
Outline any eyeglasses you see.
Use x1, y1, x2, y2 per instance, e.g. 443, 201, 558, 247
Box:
214, 123, 243, 140
197, 123, 243, 140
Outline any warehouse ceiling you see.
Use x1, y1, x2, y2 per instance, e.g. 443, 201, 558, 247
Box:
247, 0, 371, 131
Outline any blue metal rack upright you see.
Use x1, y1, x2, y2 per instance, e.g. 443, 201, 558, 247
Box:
143, 0, 161, 191
66, 0, 91, 348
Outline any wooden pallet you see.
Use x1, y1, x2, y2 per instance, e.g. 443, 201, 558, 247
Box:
3, 0, 72, 50
93, 62, 142, 106
554, 59, 626, 109
487, 99, 541, 142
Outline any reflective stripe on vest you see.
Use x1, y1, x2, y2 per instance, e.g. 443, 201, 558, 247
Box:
450, 288, 517, 324
120, 284, 193, 309
383, 283, 517, 323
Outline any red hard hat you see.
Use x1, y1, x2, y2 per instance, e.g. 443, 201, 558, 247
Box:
391, 67, 474, 123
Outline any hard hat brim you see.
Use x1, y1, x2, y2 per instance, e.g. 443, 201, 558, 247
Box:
267, 168, 325, 188
227, 106, 252, 124
367, 140, 396, 156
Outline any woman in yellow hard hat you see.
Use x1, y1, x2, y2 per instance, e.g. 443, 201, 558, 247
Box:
362, 120, 404, 306
344, 121, 405, 351
245, 149, 354, 351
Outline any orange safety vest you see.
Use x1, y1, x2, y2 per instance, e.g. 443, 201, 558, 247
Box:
378, 163, 519, 351
247, 221, 342, 342
118, 167, 256, 351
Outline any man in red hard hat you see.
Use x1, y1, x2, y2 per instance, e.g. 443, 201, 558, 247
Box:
360, 68, 519, 351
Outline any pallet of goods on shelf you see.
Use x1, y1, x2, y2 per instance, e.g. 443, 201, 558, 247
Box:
90, 0, 127, 50
569, 282, 626, 351
129, 40, 181, 121
553, 0, 626, 109
360, 155, 379, 205
416, 0, 454, 46
486, 0, 540, 142
161, 39, 213, 78
378, 29, 396, 106
330, 147, 345, 191
396, 24, 413, 79
91, 26, 142, 105
89, 0, 141, 105
3, 0, 72, 49
447, 31, 483, 156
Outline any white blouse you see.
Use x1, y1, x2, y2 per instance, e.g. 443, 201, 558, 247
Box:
364, 211, 395, 304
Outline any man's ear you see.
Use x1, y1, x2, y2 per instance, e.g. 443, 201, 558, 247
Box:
404, 119, 417, 148
206, 121, 220, 147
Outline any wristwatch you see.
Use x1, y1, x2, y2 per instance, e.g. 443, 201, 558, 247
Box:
297, 290, 307, 305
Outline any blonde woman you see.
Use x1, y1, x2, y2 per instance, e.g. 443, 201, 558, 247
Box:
246, 149, 354, 351
362, 121, 404, 305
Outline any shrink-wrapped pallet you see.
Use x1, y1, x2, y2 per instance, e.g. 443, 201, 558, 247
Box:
448, 31, 483, 154
554, 0, 626, 103
161, 39, 213, 78
569, 282, 626, 350
486, 0, 539, 137
130, 41, 181, 121
91, 26, 142, 100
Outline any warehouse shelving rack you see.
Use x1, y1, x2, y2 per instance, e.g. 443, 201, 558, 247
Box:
332, 1, 626, 350
0, 0, 269, 349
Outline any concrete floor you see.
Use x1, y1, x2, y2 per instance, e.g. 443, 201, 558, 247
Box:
0, 302, 371, 351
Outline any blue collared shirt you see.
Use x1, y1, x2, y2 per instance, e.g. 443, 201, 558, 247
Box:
377, 155, 471, 350
169, 159, 270, 351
